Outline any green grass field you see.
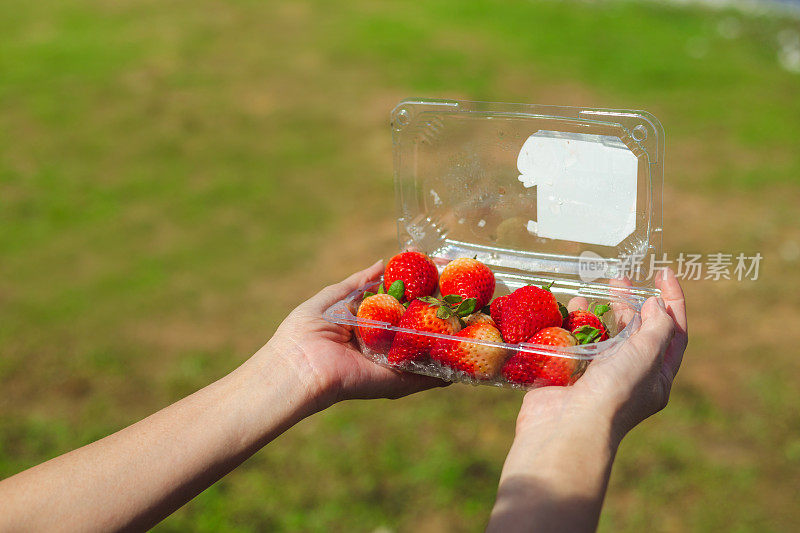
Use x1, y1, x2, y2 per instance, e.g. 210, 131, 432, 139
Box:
2, 0, 800, 531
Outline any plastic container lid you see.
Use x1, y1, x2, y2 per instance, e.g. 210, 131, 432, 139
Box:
391, 99, 664, 295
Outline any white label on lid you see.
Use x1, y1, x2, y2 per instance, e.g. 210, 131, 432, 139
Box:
517, 131, 638, 247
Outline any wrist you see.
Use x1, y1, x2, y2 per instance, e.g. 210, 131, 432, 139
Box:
493, 403, 619, 533
516, 392, 620, 450
500, 397, 619, 509
235, 344, 333, 432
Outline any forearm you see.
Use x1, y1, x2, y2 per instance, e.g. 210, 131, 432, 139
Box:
0, 346, 323, 532
487, 406, 620, 533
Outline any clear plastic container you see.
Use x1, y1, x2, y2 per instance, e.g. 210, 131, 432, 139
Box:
323, 99, 664, 389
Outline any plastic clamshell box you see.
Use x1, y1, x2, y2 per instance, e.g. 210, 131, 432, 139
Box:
323, 99, 664, 389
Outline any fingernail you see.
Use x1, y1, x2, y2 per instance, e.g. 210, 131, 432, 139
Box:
656, 297, 666, 310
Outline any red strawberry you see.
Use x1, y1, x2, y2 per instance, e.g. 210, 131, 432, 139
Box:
439, 257, 496, 308
564, 304, 610, 341
501, 327, 584, 387
461, 312, 496, 328
489, 295, 509, 329
383, 251, 438, 301
499, 284, 563, 344
387, 299, 461, 364
431, 323, 509, 379
356, 294, 407, 352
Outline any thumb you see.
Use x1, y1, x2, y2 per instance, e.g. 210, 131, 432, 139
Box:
627, 297, 675, 368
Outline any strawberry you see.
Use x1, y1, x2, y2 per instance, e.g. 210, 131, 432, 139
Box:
431, 323, 509, 379
489, 295, 509, 329
383, 251, 438, 301
564, 303, 610, 341
356, 294, 407, 352
498, 284, 563, 344
387, 298, 462, 364
501, 327, 585, 387
439, 257, 496, 308
462, 312, 497, 328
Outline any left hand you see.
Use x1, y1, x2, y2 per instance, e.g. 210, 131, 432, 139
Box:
252, 260, 448, 410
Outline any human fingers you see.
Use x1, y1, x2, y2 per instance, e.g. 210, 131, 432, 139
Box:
339, 362, 449, 401
608, 277, 637, 331
625, 297, 675, 375
654, 267, 688, 380
567, 296, 589, 312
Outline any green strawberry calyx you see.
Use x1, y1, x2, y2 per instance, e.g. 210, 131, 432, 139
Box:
558, 302, 569, 322
387, 280, 405, 301
574, 325, 601, 344
419, 294, 478, 320
590, 302, 611, 317
363, 280, 405, 302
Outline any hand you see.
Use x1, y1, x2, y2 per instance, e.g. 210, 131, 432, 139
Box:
488, 269, 687, 533
516, 267, 688, 444
251, 260, 447, 411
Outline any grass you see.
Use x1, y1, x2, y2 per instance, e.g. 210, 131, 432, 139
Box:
2, 0, 800, 531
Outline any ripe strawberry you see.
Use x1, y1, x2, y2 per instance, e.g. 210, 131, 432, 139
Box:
439, 257, 496, 308
489, 295, 509, 329
499, 284, 563, 344
501, 327, 585, 387
462, 312, 496, 328
356, 294, 407, 352
564, 303, 610, 341
387, 298, 461, 364
431, 323, 509, 379
383, 251, 438, 301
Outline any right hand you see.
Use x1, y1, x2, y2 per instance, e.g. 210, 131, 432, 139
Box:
516, 267, 688, 442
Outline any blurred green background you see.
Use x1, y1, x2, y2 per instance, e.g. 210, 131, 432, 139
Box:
2, 0, 800, 531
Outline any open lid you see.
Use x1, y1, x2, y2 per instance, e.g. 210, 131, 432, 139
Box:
391, 99, 664, 292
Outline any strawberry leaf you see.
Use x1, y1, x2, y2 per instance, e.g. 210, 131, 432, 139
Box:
436, 306, 453, 320
455, 298, 477, 317
418, 296, 440, 305
574, 325, 601, 344
377, 284, 386, 294
558, 302, 569, 322
442, 294, 463, 304
591, 303, 611, 317
363, 291, 375, 298
388, 280, 405, 301
542, 281, 555, 292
